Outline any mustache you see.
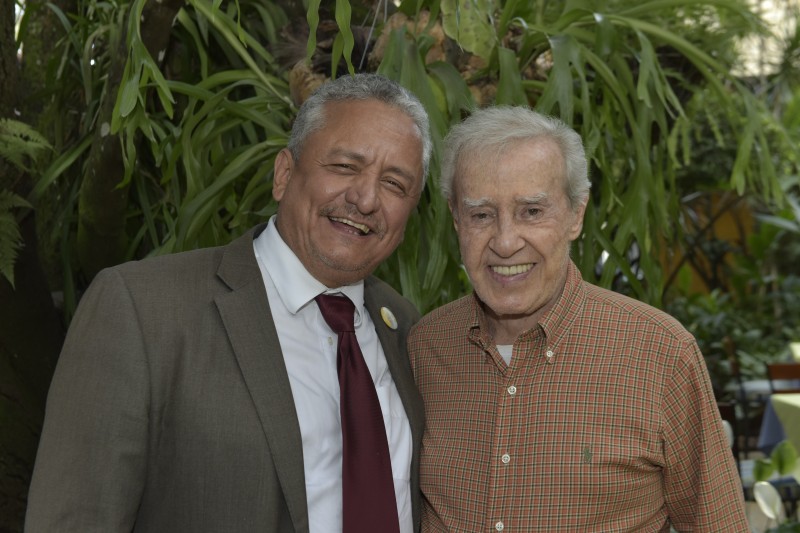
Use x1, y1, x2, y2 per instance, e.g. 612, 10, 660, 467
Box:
320, 204, 386, 236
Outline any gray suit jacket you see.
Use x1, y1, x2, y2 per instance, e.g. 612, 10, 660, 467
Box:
25, 224, 424, 532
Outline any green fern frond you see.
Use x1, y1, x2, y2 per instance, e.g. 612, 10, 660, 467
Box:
0, 118, 52, 173
0, 189, 32, 289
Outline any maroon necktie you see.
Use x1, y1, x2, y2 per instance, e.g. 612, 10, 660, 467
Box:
315, 294, 400, 533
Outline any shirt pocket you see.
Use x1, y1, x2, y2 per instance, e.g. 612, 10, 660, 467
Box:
376, 384, 412, 481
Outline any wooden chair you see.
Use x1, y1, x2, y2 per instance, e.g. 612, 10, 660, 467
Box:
765, 363, 800, 394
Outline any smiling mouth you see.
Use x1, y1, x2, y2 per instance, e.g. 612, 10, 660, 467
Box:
491, 263, 533, 276
330, 216, 371, 235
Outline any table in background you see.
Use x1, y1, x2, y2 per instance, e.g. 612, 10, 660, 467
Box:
758, 393, 800, 455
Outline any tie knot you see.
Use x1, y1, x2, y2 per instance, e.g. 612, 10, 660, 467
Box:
315, 294, 356, 334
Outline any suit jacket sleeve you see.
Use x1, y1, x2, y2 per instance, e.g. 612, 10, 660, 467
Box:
25, 268, 150, 532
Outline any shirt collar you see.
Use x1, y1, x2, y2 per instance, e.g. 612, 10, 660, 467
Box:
538, 260, 585, 346
467, 260, 585, 348
254, 216, 366, 318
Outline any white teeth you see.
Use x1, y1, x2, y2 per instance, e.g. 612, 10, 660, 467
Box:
330, 217, 370, 234
492, 264, 533, 276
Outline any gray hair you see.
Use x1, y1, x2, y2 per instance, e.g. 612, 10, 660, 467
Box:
287, 73, 432, 183
440, 106, 591, 210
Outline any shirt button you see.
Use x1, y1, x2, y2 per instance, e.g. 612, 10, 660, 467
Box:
501, 453, 510, 464
546, 350, 554, 357
328, 337, 334, 346
495, 521, 504, 531
507, 385, 517, 395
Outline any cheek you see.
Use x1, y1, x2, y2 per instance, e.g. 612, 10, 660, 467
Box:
385, 201, 417, 229
457, 235, 485, 265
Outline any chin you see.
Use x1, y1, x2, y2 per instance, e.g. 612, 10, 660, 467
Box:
481, 295, 534, 315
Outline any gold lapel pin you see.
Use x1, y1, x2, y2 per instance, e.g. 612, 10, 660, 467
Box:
380, 307, 398, 330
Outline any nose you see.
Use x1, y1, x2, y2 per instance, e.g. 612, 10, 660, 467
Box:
344, 174, 380, 214
490, 213, 525, 258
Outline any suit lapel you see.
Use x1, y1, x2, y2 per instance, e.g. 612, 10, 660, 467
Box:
363, 280, 424, 454
364, 279, 425, 528
214, 226, 309, 532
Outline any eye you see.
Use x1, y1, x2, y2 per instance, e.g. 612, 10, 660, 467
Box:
522, 206, 543, 219
328, 163, 355, 173
382, 176, 409, 195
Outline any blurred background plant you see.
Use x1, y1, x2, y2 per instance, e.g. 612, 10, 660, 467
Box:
753, 440, 800, 531
2, 0, 800, 528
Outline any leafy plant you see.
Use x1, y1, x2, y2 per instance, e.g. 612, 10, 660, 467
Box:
12, 0, 800, 320
90, 0, 796, 312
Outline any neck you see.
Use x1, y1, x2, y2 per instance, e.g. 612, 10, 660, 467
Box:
481, 268, 570, 344
484, 312, 540, 345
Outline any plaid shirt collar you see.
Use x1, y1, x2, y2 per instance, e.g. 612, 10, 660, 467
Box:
467, 260, 587, 359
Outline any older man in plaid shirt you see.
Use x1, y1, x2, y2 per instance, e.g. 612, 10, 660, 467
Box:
409, 107, 749, 532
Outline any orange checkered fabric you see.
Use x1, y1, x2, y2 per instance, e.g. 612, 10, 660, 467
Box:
409, 262, 749, 532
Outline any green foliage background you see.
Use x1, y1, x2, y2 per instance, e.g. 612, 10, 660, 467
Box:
10, 0, 800, 356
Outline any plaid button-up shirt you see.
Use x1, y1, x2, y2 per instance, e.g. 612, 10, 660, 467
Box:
409, 262, 748, 532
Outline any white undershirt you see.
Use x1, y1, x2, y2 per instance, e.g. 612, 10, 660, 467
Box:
253, 216, 413, 533
497, 344, 513, 365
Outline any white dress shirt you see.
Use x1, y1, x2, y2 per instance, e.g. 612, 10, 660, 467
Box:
253, 217, 413, 533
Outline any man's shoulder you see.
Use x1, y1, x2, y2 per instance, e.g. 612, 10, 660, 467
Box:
409, 295, 473, 341
580, 281, 692, 341
96, 229, 257, 291
105, 243, 225, 282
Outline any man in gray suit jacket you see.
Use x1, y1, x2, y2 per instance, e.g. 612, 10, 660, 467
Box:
25, 73, 431, 532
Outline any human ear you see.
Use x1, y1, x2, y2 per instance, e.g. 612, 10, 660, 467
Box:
568, 200, 588, 240
272, 148, 294, 202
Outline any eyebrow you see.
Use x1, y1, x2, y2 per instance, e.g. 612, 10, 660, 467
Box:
461, 193, 550, 209
517, 193, 549, 205
462, 197, 491, 208
328, 148, 419, 186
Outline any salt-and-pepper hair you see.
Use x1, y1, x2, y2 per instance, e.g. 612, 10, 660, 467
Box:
440, 106, 591, 210
287, 73, 432, 184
